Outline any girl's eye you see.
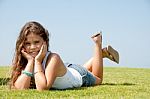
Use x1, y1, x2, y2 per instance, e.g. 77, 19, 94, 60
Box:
25, 42, 30, 45
35, 41, 40, 44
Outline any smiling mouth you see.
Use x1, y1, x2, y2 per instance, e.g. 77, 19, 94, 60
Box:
29, 51, 39, 57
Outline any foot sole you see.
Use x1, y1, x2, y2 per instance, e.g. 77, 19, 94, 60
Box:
107, 45, 119, 64
91, 32, 102, 38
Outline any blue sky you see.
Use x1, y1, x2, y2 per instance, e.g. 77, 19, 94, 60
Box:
0, 0, 150, 68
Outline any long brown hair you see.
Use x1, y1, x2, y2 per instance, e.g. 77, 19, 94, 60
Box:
10, 21, 49, 88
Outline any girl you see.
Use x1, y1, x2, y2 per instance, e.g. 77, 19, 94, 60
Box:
10, 21, 119, 90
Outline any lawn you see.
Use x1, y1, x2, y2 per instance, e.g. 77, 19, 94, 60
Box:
0, 66, 150, 99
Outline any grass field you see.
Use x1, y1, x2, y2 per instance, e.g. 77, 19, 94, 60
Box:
0, 66, 150, 99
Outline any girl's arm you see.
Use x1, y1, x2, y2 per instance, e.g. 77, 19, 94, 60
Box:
34, 60, 47, 90
14, 59, 34, 89
14, 50, 34, 89
34, 53, 60, 90
33, 43, 48, 90
34, 43, 59, 90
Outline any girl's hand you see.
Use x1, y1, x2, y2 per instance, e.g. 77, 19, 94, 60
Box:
35, 42, 47, 63
21, 49, 34, 62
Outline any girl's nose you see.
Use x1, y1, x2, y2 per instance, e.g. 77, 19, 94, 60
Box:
30, 44, 36, 49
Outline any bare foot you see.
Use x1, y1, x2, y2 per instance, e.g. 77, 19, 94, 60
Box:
107, 45, 119, 64
91, 33, 102, 45
102, 46, 119, 64
102, 47, 108, 58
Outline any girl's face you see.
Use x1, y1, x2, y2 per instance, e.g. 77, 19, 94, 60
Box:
23, 33, 45, 57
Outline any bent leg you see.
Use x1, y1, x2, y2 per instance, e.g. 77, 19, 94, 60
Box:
84, 46, 119, 72
83, 48, 108, 72
83, 33, 103, 85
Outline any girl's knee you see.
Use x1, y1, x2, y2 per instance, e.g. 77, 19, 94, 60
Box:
95, 77, 103, 85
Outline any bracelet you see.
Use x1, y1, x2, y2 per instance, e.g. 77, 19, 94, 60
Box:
22, 70, 33, 77
34, 71, 43, 75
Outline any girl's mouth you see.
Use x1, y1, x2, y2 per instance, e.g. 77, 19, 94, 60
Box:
29, 51, 39, 57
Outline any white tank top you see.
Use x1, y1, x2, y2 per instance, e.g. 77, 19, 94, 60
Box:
52, 65, 82, 89
42, 52, 82, 89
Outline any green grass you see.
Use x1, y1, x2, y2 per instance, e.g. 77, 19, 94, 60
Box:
0, 66, 150, 99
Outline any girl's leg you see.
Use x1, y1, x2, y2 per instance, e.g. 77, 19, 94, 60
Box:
83, 48, 111, 72
84, 46, 119, 72
83, 33, 103, 84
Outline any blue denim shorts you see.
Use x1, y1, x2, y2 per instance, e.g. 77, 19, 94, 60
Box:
66, 63, 96, 86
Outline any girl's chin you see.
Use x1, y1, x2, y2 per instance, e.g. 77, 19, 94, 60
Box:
30, 53, 38, 58
31, 55, 36, 58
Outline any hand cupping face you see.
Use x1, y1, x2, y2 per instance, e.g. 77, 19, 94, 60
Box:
21, 49, 34, 61
35, 42, 47, 63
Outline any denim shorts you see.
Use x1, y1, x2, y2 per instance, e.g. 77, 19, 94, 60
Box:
66, 63, 96, 86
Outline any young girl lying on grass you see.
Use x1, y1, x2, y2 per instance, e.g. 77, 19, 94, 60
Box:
10, 21, 119, 90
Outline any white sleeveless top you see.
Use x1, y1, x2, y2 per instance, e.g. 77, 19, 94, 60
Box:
42, 51, 82, 89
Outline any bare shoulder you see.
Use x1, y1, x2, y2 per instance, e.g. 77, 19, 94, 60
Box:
46, 52, 62, 66
48, 52, 61, 60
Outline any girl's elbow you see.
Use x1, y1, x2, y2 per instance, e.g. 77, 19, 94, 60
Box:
36, 86, 49, 91
14, 85, 29, 90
